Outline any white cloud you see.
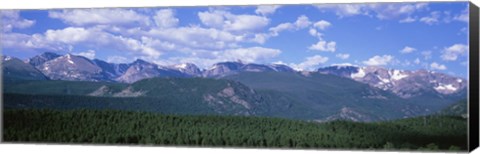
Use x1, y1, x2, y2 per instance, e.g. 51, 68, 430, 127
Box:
48, 9, 151, 27
45, 27, 92, 44
371, 3, 428, 20
430, 62, 447, 70
421, 50, 432, 60
400, 46, 416, 54
315, 4, 368, 17
255, 5, 281, 16
153, 9, 179, 29
255, 15, 319, 43
107, 56, 129, 64
399, 16, 416, 23
420, 11, 440, 25
198, 10, 225, 29
313, 20, 331, 30
414, 58, 421, 64
454, 7, 468, 23
362, 55, 393, 66
268, 15, 312, 37
222, 47, 281, 63
74, 50, 96, 59
336, 53, 350, 59
290, 55, 329, 71
147, 26, 241, 50
1, 10, 36, 32
1, 32, 69, 51
309, 40, 336, 52
308, 28, 323, 38
294, 15, 311, 29
315, 3, 428, 20
198, 9, 269, 32
269, 22, 295, 36
8, 26, 164, 59
441, 44, 468, 61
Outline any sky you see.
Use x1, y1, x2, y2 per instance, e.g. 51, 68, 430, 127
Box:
0, 2, 470, 78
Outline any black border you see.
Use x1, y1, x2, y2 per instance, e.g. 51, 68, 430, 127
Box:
469, 1, 479, 152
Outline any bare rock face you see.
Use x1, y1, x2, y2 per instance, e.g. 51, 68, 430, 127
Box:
173, 63, 202, 77
203, 62, 245, 77
27, 52, 61, 66
37, 54, 105, 81
116, 59, 187, 83
113, 86, 145, 97
319, 107, 380, 122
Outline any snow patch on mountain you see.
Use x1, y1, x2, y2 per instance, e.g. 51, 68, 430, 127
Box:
434, 84, 457, 93
351, 67, 365, 78
391, 70, 408, 80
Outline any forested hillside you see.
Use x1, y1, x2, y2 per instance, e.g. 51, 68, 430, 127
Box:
3, 109, 466, 151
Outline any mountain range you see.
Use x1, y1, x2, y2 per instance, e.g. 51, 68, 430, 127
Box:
2, 52, 469, 122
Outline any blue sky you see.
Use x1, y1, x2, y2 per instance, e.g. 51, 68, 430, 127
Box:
1, 2, 469, 77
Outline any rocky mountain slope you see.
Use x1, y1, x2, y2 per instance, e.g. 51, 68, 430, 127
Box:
317, 65, 466, 98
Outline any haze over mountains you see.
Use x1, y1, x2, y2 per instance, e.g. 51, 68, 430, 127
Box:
2, 52, 468, 122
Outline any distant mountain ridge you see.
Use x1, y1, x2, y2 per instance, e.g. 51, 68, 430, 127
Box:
2, 52, 469, 122
317, 65, 467, 98
3, 52, 468, 100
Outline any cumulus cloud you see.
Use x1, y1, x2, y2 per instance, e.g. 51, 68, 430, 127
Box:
1, 10, 36, 32
74, 50, 96, 59
399, 16, 416, 23
198, 9, 269, 32
371, 3, 428, 20
294, 15, 311, 29
290, 55, 329, 71
421, 50, 432, 60
441, 43, 468, 61
222, 47, 281, 63
255, 5, 281, 16
45, 27, 93, 44
313, 20, 331, 30
268, 15, 313, 36
414, 58, 421, 64
48, 8, 151, 27
146, 26, 242, 50
400, 46, 416, 54
362, 55, 393, 66
315, 4, 368, 17
153, 9, 179, 28
430, 62, 447, 70
315, 3, 428, 20
308, 28, 323, 38
419, 11, 441, 25
1, 32, 69, 51
107, 56, 130, 63
309, 40, 336, 52
336, 53, 350, 59
7, 26, 164, 59
269, 22, 295, 36
454, 7, 468, 23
